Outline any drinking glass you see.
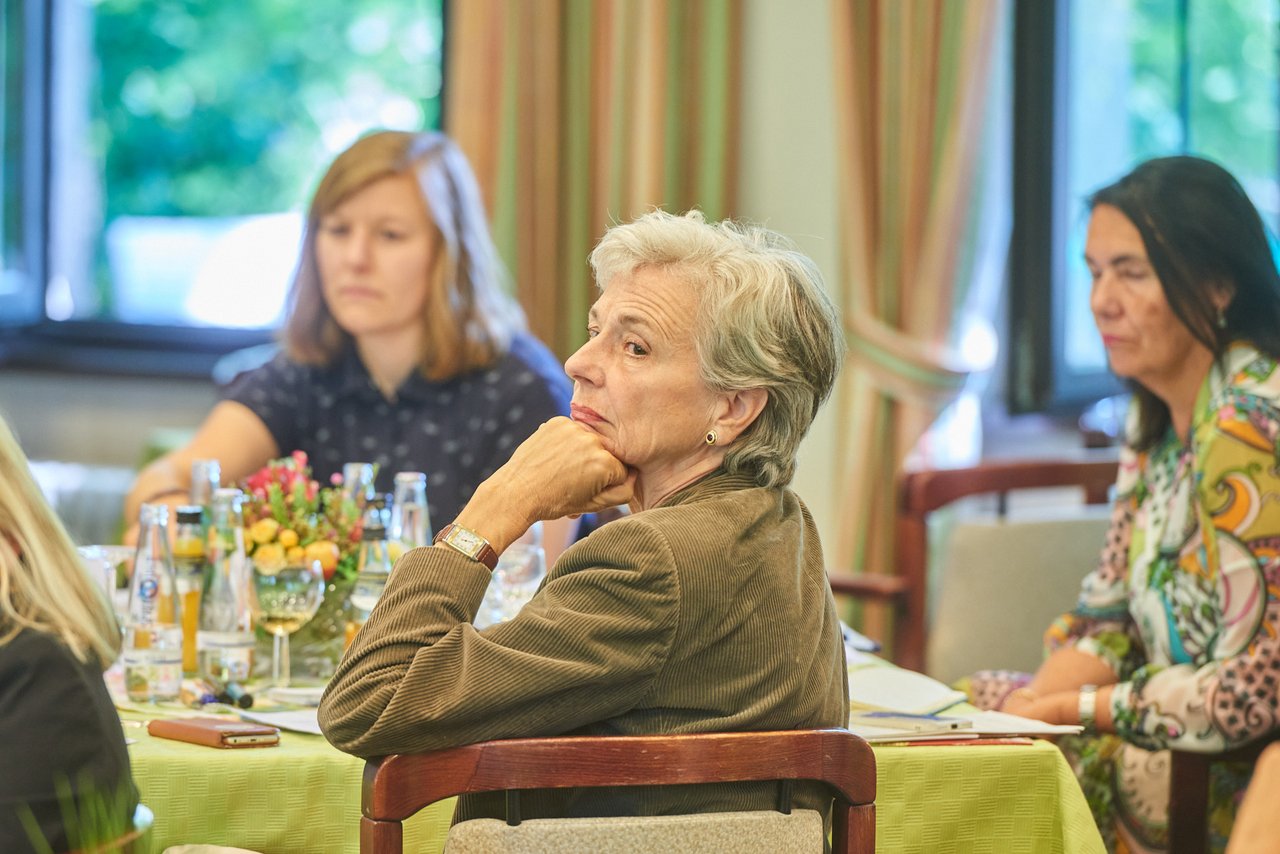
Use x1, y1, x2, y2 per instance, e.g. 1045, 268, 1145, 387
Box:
475, 523, 546, 629
77, 544, 135, 632
249, 558, 326, 688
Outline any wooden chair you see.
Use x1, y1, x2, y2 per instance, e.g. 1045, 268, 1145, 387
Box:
827, 453, 1120, 672
361, 728, 876, 853
1169, 734, 1280, 854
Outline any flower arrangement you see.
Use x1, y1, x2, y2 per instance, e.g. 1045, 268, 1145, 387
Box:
239, 451, 363, 581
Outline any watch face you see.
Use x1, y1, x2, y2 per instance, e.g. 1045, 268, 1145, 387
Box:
446, 526, 484, 555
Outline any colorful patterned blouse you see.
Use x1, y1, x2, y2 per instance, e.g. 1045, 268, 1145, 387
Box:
1053, 343, 1280, 752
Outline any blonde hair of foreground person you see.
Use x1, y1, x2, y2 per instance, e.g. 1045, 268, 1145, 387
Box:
0, 416, 120, 668
124, 129, 530, 526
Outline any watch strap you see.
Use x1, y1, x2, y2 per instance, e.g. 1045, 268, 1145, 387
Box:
433, 523, 499, 571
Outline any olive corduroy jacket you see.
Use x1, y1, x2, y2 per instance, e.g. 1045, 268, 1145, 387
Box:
318, 468, 848, 822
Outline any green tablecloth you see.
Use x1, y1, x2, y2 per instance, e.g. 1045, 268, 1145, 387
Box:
126, 720, 1104, 853
872, 741, 1104, 852
125, 716, 448, 853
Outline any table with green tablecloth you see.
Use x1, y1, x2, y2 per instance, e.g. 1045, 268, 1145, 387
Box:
124, 714, 447, 853
125, 716, 1105, 853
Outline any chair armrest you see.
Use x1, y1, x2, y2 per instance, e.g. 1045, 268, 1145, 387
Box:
827, 573, 910, 602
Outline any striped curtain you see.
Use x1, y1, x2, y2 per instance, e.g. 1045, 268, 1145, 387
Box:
830, 1, 1005, 640
444, 0, 740, 360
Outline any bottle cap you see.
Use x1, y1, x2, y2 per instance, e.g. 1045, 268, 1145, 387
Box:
176, 505, 204, 524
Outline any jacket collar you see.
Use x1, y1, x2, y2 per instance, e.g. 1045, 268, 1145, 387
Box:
657, 467, 762, 509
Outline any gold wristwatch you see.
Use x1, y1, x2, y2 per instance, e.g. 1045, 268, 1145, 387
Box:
433, 523, 499, 571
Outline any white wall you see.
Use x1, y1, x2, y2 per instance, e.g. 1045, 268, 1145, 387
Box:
737, 0, 843, 548
0, 369, 215, 467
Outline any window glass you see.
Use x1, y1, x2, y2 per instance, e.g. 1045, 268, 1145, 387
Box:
48, 0, 443, 330
1060, 0, 1279, 380
1, 0, 42, 328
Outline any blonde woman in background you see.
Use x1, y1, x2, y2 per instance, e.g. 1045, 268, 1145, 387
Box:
124, 130, 574, 554
0, 414, 138, 853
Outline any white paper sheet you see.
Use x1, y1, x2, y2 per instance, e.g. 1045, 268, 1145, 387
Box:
236, 708, 323, 735
847, 665, 968, 715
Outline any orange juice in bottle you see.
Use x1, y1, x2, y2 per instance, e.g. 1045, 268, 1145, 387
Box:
172, 506, 207, 676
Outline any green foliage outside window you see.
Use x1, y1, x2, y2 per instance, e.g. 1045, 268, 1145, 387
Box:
90, 0, 443, 220
1107, 0, 1277, 212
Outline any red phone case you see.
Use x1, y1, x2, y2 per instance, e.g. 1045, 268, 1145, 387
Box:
146, 716, 280, 749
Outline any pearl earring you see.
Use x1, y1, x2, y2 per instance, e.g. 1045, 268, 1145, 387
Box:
705, 430, 718, 445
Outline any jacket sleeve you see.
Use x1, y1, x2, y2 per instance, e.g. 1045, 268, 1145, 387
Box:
318, 517, 681, 757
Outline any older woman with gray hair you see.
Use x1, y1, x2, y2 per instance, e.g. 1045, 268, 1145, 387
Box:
320, 209, 849, 823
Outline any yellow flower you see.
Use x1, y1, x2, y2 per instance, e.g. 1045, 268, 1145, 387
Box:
279, 528, 300, 549
305, 540, 340, 575
286, 545, 306, 564
249, 518, 280, 545
253, 542, 287, 574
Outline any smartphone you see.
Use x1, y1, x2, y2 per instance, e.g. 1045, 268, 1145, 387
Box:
147, 716, 281, 749
224, 733, 282, 746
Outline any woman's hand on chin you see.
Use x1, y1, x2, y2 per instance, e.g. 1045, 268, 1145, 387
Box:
456, 418, 636, 552
504, 417, 635, 518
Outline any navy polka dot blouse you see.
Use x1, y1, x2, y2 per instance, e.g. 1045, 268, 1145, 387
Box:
222, 333, 571, 530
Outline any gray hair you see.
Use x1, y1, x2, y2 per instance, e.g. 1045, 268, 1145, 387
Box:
588, 209, 844, 488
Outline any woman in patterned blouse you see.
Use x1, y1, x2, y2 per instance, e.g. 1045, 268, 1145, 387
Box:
976, 157, 1280, 852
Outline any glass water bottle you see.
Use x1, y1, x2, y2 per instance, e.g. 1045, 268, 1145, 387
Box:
346, 496, 392, 649
390, 471, 432, 551
198, 488, 255, 685
125, 503, 183, 702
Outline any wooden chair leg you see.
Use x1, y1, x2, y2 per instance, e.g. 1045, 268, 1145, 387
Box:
360, 816, 404, 854
1168, 751, 1212, 854
847, 804, 876, 853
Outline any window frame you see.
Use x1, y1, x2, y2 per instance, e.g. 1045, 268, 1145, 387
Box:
1008, 0, 1280, 415
1007, 0, 1125, 414
1, 0, 450, 379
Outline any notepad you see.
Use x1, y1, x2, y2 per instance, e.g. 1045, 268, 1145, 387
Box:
237, 708, 322, 735
848, 711, 972, 733
847, 665, 968, 715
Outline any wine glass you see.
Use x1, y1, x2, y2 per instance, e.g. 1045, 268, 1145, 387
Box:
249, 558, 326, 689
76, 544, 135, 633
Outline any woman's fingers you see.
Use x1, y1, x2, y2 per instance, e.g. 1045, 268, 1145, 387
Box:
590, 469, 637, 511
507, 418, 630, 519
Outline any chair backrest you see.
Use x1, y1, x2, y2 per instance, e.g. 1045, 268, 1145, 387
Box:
1169, 734, 1280, 854
360, 728, 876, 854
828, 454, 1119, 672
